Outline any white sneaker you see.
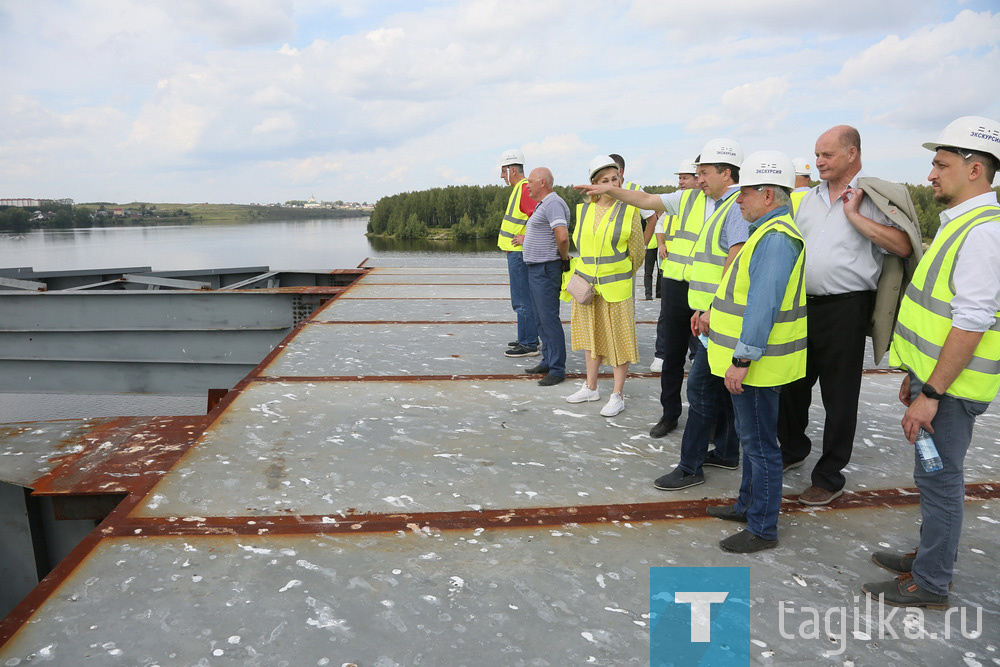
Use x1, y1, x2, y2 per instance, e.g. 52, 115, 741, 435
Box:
566, 383, 600, 403
650, 357, 663, 372
600, 392, 625, 417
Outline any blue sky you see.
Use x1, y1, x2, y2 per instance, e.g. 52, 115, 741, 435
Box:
1, 0, 998, 204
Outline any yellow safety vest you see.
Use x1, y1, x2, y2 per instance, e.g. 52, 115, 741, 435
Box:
571, 200, 638, 303
688, 189, 740, 311
661, 214, 680, 260
790, 189, 808, 217
661, 189, 707, 282
890, 205, 1000, 402
707, 213, 808, 387
624, 181, 658, 250
497, 178, 530, 252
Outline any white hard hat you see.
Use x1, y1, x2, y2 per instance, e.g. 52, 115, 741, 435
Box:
922, 115, 1000, 164
695, 138, 743, 168
588, 155, 619, 181
739, 150, 796, 190
674, 158, 698, 175
792, 157, 812, 176
499, 149, 525, 167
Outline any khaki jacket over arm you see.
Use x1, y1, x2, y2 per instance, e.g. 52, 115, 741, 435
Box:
857, 177, 924, 364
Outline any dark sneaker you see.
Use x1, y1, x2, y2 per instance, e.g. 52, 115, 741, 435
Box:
508, 341, 519, 347
798, 485, 844, 506
782, 458, 806, 472
524, 364, 549, 375
505, 344, 540, 358
653, 468, 704, 491
707, 504, 747, 522
861, 573, 949, 609
720, 530, 778, 553
872, 549, 917, 575
703, 450, 739, 470
537, 374, 565, 387
649, 417, 679, 439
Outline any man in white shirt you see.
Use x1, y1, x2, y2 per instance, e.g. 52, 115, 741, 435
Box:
779, 126, 913, 506
862, 115, 1000, 608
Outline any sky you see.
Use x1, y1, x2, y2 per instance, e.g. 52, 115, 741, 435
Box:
1, 0, 998, 205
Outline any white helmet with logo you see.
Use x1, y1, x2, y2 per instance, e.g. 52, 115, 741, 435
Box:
695, 138, 743, 168
922, 115, 1000, 164
792, 157, 812, 176
739, 150, 796, 190
674, 158, 698, 175
588, 155, 619, 181
499, 149, 525, 167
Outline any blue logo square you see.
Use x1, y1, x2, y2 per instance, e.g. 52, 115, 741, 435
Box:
650, 567, 753, 666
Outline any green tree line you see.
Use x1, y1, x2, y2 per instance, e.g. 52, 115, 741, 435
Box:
368, 183, 676, 240
370, 183, 1000, 242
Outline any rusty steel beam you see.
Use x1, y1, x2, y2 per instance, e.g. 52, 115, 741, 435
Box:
98, 482, 1000, 538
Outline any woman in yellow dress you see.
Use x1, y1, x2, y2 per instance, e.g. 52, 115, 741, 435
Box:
565, 155, 647, 416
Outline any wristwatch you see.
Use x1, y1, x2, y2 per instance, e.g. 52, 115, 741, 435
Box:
920, 383, 944, 400
731, 357, 751, 368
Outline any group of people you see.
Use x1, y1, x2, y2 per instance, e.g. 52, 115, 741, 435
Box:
496, 114, 1000, 609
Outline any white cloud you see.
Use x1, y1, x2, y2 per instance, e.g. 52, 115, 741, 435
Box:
0, 1, 996, 202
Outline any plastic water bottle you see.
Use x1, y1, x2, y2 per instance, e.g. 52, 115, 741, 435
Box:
915, 428, 943, 473
699, 333, 709, 349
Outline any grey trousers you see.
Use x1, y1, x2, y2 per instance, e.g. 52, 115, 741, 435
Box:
909, 374, 989, 595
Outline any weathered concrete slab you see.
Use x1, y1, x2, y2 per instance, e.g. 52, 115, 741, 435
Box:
313, 298, 519, 323
130, 374, 1000, 520
361, 273, 509, 285
342, 283, 510, 299
3, 501, 997, 666
262, 320, 661, 378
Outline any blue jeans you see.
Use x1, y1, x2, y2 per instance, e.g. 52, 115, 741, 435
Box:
526, 260, 566, 377
678, 343, 739, 473
909, 374, 987, 595
506, 251, 538, 348
732, 386, 782, 541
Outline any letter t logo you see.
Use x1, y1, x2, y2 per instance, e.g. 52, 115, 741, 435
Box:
674, 591, 729, 642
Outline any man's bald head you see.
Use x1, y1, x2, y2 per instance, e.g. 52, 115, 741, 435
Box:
530, 168, 553, 188
823, 125, 862, 153
815, 125, 862, 183
527, 167, 555, 200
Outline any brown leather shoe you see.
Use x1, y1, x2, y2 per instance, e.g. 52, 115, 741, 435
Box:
798, 485, 844, 506
861, 573, 949, 609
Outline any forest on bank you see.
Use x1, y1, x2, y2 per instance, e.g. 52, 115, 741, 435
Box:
368, 183, 994, 242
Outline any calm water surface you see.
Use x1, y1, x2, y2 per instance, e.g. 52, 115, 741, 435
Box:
0, 217, 499, 421
0, 217, 497, 272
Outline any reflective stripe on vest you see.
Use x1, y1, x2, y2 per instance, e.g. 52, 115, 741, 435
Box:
688, 190, 740, 310
625, 181, 658, 249
790, 189, 807, 217
707, 214, 808, 387
890, 206, 1000, 401
497, 178, 529, 252
660, 214, 681, 262
572, 200, 637, 302
661, 189, 707, 282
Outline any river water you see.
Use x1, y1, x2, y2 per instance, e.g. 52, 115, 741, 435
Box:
0, 217, 498, 421
0, 216, 496, 273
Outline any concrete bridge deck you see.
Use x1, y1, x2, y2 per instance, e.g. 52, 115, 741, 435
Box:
1, 257, 998, 665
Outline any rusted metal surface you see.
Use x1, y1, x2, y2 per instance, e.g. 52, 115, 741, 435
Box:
95, 482, 1000, 538
29, 416, 209, 496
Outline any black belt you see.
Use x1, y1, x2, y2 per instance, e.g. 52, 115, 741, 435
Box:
806, 290, 875, 305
